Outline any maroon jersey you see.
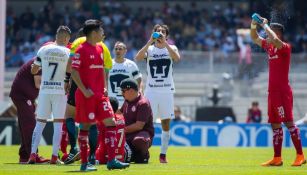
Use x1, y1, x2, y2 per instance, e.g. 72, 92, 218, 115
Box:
72, 42, 105, 93
262, 40, 291, 92
10, 58, 41, 100
96, 114, 126, 163
121, 94, 154, 139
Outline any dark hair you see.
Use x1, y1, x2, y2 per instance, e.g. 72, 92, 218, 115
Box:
153, 24, 169, 37
77, 28, 85, 38
252, 101, 259, 106
109, 97, 119, 112
56, 25, 71, 35
270, 23, 284, 35
83, 19, 102, 36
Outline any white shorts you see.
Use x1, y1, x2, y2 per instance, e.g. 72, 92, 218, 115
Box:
36, 94, 67, 120
144, 91, 174, 122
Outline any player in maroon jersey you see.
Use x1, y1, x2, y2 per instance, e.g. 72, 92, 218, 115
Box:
120, 78, 155, 163
250, 14, 305, 166
9, 58, 49, 164
96, 97, 132, 164
71, 19, 129, 171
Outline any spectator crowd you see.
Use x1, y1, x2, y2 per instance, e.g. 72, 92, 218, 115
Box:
5, 0, 307, 68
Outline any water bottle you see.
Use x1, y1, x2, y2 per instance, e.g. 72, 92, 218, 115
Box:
252, 13, 263, 24
152, 32, 161, 39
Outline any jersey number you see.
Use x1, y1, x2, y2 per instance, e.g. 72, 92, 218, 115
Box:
48, 62, 58, 80
117, 128, 124, 147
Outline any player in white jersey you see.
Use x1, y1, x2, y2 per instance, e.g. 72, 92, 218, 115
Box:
135, 24, 180, 163
108, 41, 142, 107
28, 26, 71, 165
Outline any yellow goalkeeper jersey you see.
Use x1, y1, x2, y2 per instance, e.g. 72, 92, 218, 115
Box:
70, 37, 112, 71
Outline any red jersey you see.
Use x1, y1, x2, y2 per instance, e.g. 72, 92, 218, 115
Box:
96, 113, 126, 163
72, 42, 105, 93
262, 40, 291, 92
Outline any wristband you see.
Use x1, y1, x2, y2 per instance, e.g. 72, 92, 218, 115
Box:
64, 72, 71, 83
251, 23, 257, 29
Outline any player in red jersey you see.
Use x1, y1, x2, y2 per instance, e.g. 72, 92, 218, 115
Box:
250, 14, 306, 166
96, 97, 132, 164
71, 19, 129, 171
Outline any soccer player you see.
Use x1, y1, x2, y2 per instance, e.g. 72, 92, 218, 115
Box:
250, 15, 306, 166
135, 24, 180, 163
95, 97, 132, 164
28, 26, 72, 164
120, 78, 154, 163
108, 41, 142, 107
71, 19, 129, 171
63, 27, 113, 165
9, 58, 50, 164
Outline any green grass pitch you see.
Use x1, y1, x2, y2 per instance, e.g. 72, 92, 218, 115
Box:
0, 146, 306, 175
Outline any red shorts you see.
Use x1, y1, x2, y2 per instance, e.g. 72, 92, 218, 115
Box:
75, 89, 114, 123
268, 90, 293, 123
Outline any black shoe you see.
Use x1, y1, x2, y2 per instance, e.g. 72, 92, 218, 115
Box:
80, 162, 97, 172
64, 149, 80, 165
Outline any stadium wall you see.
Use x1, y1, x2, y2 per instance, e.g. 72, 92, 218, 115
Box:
1, 120, 307, 147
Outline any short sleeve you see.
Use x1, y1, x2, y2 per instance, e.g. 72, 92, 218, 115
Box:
261, 39, 268, 51
71, 47, 82, 71
101, 42, 113, 71
130, 62, 142, 80
34, 47, 44, 66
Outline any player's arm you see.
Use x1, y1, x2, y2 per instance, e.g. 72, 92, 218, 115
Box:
64, 58, 72, 94
125, 121, 145, 133
250, 20, 264, 47
31, 56, 42, 75
134, 35, 156, 61
260, 18, 283, 49
33, 75, 41, 89
71, 50, 93, 98
161, 34, 180, 62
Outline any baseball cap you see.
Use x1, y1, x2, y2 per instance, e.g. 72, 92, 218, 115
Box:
120, 78, 138, 91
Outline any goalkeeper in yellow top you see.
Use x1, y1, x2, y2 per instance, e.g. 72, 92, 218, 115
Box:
61, 28, 113, 165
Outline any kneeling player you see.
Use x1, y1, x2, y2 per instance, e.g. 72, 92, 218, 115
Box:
96, 97, 132, 164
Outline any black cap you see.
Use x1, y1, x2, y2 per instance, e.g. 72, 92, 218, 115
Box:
120, 78, 138, 91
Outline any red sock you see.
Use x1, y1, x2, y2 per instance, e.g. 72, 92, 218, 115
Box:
105, 126, 117, 161
288, 126, 303, 155
273, 128, 283, 157
78, 130, 89, 164
60, 123, 68, 154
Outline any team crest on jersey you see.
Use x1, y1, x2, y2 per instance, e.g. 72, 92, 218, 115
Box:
88, 112, 95, 120
131, 106, 136, 112
27, 100, 32, 106
74, 53, 80, 59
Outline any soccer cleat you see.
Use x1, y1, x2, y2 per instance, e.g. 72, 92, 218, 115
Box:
28, 153, 37, 164
88, 154, 97, 165
261, 157, 283, 166
36, 155, 50, 164
107, 158, 130, 170
61, 153, 69, 162
50, 155, 64, 165
291, 154, 306, 166
159, 154, 168, 163
64, 150, 80, 165
80, 163, 97, 172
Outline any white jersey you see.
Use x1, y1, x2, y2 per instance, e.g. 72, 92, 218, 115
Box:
145, 45, 177, 93
34, 44, 70, 95
108, 59, 142, 106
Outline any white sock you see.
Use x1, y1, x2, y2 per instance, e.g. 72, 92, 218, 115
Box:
52, 122, 63, 157
161, 130, 170, 155
31, 121, 46, 154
